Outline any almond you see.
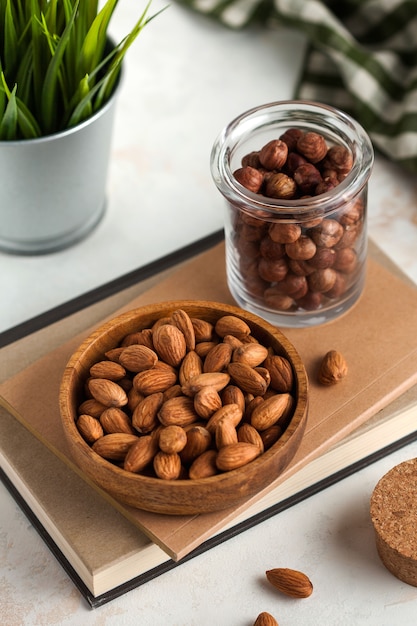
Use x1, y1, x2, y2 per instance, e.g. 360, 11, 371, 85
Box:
216, 442, 261, 471
221, 384, 246, 414
250, 393, 292, 431
206, 403, 243, 434
158, 395, 199, 427
100, 407, 136, 435
121, 328, 154, 349
179, 350, 203, 386
78, 398, 106, 418
104, 347, 125, 362
191, 317, 214, 342
232, 343, 269, 367
92, 433, 138, 461
195, 340, 219, 358
318, 349, 348, 385
152, 324, 187, 367
215, 315, 251, 338
124, 435, 159, 473
265, 567, 313, 598
189, 449, 218, 479
180, 425, 212, 465
88, 378, 128, 408
133, 368, 177, 395
132, 392, 164, 433
215, 418, 238, 449
237, 423, 264, 452
89, 360, 126, 380
264, 355, 294, 392
119, 344, 158, 372
253, 612, 279, 626
76, 414, 104, 443
203, 342, 233, 373
158, 425, 187, 454
171, 309, 196, 351
153, 451, 182, 480
181, 372, 230, 397
193, 386, 222, 419
260, 424, 283, 450
227, 362, 268, 396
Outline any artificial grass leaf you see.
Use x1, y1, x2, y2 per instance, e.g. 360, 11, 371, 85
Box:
0, 83, 18, 139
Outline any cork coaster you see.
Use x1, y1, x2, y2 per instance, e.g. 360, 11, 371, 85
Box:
370, 459, 417, 586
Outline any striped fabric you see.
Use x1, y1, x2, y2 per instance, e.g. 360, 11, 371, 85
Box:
179, 0, 417, 174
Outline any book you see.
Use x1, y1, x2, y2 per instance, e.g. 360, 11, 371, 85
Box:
1, 235, 417, 607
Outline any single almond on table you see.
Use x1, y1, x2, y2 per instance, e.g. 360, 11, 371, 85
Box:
265, 567, 313, 598
253, 612, 279, 626
318, 349, 348, 385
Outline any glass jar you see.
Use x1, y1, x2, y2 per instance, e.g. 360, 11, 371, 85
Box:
210, 101, 374, 327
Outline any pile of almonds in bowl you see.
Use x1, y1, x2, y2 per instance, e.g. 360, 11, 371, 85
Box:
60, 301, 308, 515
230, 129, 366, 314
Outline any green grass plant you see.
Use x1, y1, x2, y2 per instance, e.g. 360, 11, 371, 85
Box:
0, 0, 164, 139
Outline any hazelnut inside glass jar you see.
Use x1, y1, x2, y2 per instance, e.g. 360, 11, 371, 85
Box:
211, 101, 374, 328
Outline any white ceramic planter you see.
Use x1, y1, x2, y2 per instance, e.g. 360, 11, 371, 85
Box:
0, 83, 120, 255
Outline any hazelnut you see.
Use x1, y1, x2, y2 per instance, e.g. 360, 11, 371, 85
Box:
325, 145, 353, 177
308, 247, 336, 269
324, 272, 347, 298
279, 128, 304, 151
259, 139, 288, 170
285, 235, 316, 261
309, 219, 344, 248
296, 291, 323, 311
265, 172, 297, 199
296, 131, 328, 163
286, 151, 308, 175
338, 198, 364, 225
259, 236, 286, 260
334, 247, 357, 273
288, 258, 314, 276
293, 163, 323, 195
241, 151, 261, 169
264, 288, 295, 311
273, 273, 308, 299
269, 222, 301, 244
258, 257, 288, 282
233, 166, 264, 193
308, 268, 337, 293
237, 222, 266, 242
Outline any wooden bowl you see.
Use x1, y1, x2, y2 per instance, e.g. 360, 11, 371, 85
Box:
59, 300, 308, 515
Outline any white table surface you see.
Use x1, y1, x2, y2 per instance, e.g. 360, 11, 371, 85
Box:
2, 3, 417, 624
